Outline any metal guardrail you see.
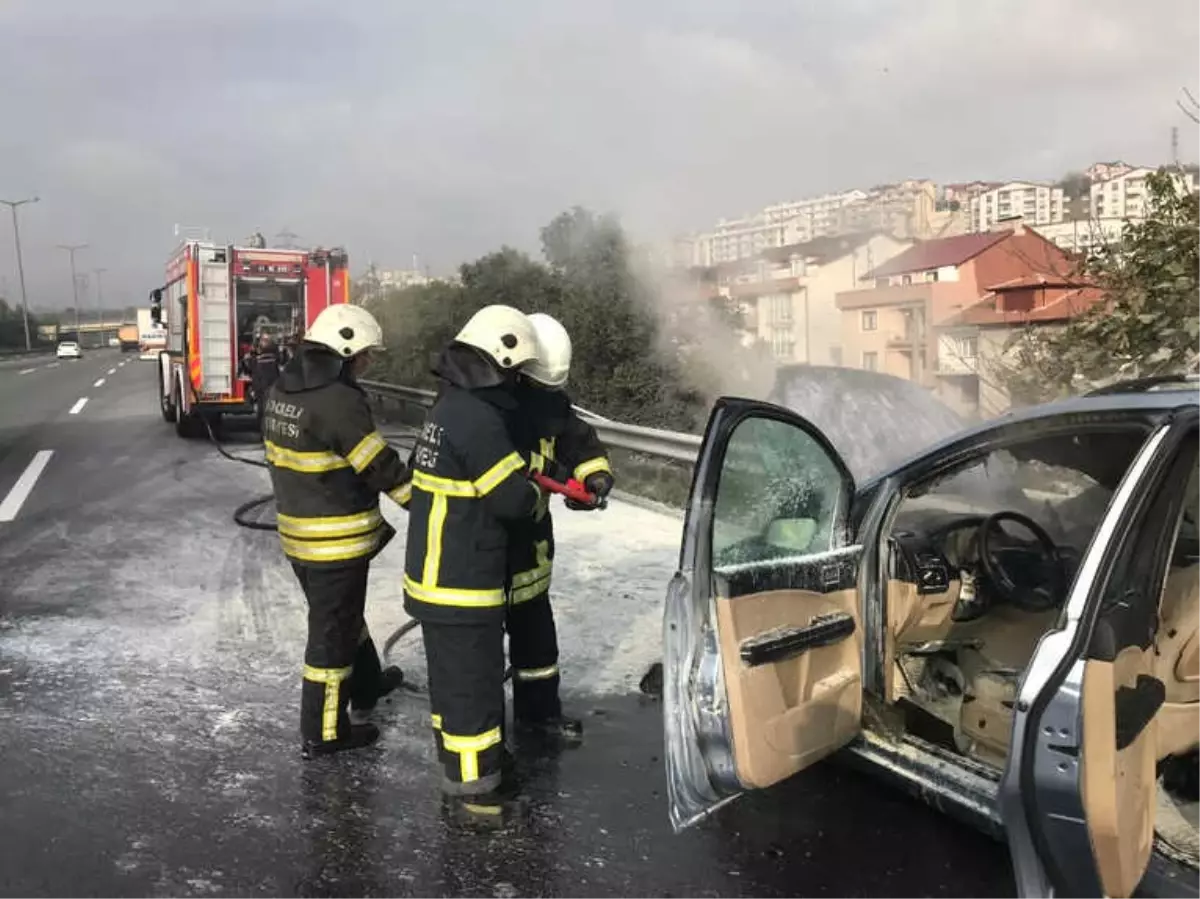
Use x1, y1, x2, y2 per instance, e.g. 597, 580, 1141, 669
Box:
360, 379, 702, 464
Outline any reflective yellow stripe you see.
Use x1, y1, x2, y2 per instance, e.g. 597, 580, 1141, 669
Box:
514, 664, 559, 681
474, 452, 525, 496
276, 509, 382, 539
389, 481, 412, 506
411, 470, 476, 497
303, 664, 353, 742
431, 713, 443, 730
403, 575, 506, 608
280, 529, 383, 563
347, 430, 388, 473
511, 573, 551, 604
442, 726, 502, 783
573, 456, 611, 482
422, 494, 448, 585
264, 440, 351, 473
539, 437, 556, 460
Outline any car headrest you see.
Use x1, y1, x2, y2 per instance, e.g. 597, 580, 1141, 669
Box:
765, 518, 818, 553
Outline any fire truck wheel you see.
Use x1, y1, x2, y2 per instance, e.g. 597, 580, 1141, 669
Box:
173, 379, 203, 439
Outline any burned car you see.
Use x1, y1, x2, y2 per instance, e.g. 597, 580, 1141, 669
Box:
662, 367, 1199, 898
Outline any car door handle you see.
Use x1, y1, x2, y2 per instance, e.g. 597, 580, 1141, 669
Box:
739, 611, 855, 667
1114, 674, 1165, 752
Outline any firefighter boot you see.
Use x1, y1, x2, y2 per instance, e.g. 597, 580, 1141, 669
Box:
515, 714, 584, 747
350, 665, 406, 723
301, 722, 381, 760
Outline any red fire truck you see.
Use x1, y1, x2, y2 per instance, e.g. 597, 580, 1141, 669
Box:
151, 240, 350, 437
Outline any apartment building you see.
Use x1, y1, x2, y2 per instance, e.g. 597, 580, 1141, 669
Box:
710, 232, 911, 366
836, 180, 939, 239
689, 189, 870, 265
1089, 166, 1199, 220
936, 274, 1106, 418
969, 181, 1066, 231
834, 225, 1074, 387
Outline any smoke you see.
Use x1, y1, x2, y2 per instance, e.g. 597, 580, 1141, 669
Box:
628, 251, 778, 407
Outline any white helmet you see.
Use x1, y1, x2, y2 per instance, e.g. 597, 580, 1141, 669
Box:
525, 313, 571, 387
305, 304, 385, 358
455, 304, 538, 370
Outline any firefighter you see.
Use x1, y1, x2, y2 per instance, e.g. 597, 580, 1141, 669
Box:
250, 333, 282, 429
506, 313, 613, 744
401, 304, 547, 803
263, 303, 409, 758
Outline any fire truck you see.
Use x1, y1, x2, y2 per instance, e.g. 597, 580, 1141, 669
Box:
150, 240, 350, 437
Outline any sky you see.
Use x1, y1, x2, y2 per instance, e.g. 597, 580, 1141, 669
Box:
0, 0, 1197, 310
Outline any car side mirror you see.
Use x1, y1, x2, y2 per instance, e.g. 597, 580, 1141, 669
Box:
149, 288, 163, 326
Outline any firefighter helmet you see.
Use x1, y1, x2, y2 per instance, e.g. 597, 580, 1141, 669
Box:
305, 304, 385, 357
524, 313, 571, 387
455, 304, 538, 371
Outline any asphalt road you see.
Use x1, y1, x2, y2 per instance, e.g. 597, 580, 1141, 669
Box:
0, 353, 1016, 897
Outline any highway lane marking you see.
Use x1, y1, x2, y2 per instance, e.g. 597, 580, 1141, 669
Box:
93, 378, 105, 388
0, 450, 54, 522
47, 362, 59, 369
107, 367, 116, 375
68, 397, 88, 415
18, 367, 35, 375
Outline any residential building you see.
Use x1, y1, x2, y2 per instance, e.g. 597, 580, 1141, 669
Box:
936, 274, 1106, 418
714, 232, 912, 367
691, 189, 870, 265
835, 226, 1075, 387
835, 180, 939, 239
1030, 218, 1125, 257
968, 181, 1066, 232
1089, 166, 1199, 221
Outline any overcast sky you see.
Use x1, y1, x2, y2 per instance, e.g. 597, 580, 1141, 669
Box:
1, 0, 1196, 310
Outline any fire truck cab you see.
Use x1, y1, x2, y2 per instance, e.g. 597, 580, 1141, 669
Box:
151, 240, 350, 437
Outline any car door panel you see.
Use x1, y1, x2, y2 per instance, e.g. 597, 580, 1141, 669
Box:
1081, 647, 1159, 898
1001, 413, 1198, 898
663, 396, 861, 831
717, 586, 862, 787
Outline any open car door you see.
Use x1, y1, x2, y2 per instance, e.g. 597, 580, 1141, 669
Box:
1000, 412, 1198, 898
663, 397, 862, 831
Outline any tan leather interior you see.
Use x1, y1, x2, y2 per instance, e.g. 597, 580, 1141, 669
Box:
1081, 646, 1157, 899
1153, 562, 1199, 759
884, 579, 960, 701
715, 587, 862, 790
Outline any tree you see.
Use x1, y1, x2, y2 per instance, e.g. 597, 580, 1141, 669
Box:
993, 169, 1199, 402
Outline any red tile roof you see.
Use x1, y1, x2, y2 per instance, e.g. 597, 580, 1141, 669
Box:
984, 273, 1092, 291
863, 231, 1011, 279
944, 286, 1107, 327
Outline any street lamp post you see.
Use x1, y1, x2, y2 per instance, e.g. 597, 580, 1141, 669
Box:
93, 267, 107, 345
1, 196, 39, 351
57, 243, 87, 341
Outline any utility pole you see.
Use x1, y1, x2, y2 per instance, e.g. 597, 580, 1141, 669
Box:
93, 267, 107, 344
1, 196, 39, 351
57, 243, 88, 340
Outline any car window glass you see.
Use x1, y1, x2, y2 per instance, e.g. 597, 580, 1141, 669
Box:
711, 416, 846, 571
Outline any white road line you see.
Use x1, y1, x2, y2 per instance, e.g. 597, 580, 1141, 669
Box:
0, 450, 54, 522
93, 378, 105, 387
107, 367, 116, 375
68, 397, 88, 415
18, 367, 35, 375
47, 362, 59, 368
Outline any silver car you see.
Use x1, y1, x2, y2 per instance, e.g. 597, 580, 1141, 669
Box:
663, 367, 1199, 898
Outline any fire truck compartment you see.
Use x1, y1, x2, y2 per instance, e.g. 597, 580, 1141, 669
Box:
235, 280, 303, 346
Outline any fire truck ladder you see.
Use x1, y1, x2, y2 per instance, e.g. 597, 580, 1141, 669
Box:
197, 247, 233, 396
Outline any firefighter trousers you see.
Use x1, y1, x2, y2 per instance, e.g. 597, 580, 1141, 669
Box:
506, 590, 562, 723
292, 561, 387, 743
421, 619, 507, 796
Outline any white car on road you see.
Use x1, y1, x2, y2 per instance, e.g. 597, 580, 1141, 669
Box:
55, 341, 82, 360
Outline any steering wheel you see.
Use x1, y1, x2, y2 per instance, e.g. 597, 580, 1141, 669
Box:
978, 510, 1065, 612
